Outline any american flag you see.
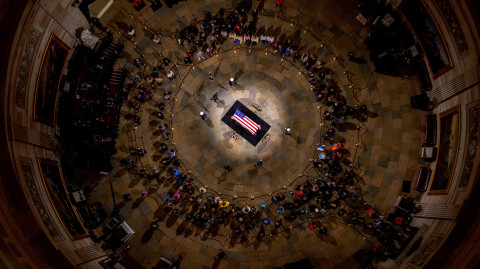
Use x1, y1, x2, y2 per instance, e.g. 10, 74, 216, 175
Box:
231, 109, 261, 135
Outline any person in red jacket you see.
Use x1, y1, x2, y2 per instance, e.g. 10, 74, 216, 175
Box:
177, 252, 186, 261
295, 190, 304, 197
133, 0, 142, 7
276, 0, 284, 8
332, 143, 342, 151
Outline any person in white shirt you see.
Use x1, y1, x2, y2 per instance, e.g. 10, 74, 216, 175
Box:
128, 26, 136, 37
268, 36, 274, 45
234, 34, 244, 45
260, 34, 267, 44
301, 52, 309, 62
251, 35, 259, 45
197, 50, 204, 60
152, 35, 160, 43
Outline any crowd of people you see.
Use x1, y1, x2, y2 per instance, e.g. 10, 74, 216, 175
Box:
120, 4, 409, 259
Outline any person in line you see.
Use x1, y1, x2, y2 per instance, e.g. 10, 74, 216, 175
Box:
176, 252, 186, 262
128, 26, 136, 37
123, 193, 132, 201
217, 249, 225, 260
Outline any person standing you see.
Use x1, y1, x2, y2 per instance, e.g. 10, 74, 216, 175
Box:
211, 93, 219, 102
167, 71, 175, 80
348, 52, 355, 61
258, 230, 265, 237
224, 165, 233, 171
197, 50, 204, 61
176, 252, 186, 262
277, 206, 285, 214
359, 104, 367, 114
163, 57, 171, 66
276, 0, 284, 8
229, 78, 237, 87
254, 160, 263, 168
293, 53, 301, 61
252, 9, 259, 20
209, 72, 214, 81
123, 193, 132, 202
338, 116, 345, 129
217, 249, 225, 260
128, 26, 136, 37
105, 27, 113, 38
332, 143, 342, 151
285, 127, 291, 136
200, 111, 207, 120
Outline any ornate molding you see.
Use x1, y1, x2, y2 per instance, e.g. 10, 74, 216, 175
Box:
7, 242, 23, 258
21, 161, 61, 238
0, 220, 8, 237
435, 0, 468, 55
22, 262, 33, 269
458, 101, 479, 188
410, 234, 444, 266
15, 28, 41, 108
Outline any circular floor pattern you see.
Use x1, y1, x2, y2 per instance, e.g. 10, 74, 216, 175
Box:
174, 68, 323, 196
88, 0, 430, 267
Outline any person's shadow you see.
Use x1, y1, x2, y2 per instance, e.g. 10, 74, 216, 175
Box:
349, 57, 368, 64
205, 117, 214, 128
141, 227, 155, 244
211, 257, 221, 269
216, 99, 226, 109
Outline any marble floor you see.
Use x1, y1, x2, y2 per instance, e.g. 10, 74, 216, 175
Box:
84, 0, 429, 268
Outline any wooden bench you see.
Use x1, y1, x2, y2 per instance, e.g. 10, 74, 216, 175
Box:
415, 167, 432, 193
424, 114, 437, 146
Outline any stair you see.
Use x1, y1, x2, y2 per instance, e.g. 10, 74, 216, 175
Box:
64, 243, 109, 266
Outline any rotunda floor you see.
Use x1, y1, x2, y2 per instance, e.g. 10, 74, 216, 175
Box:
85, 0, 429, 268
